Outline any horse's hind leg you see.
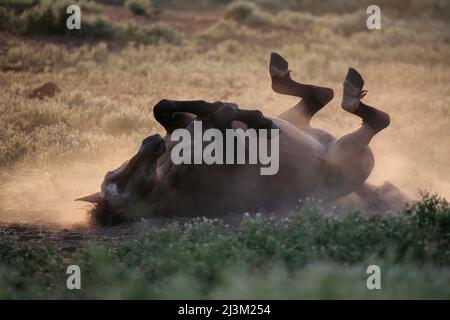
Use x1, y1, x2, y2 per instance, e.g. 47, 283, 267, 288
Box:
270, 52, 334, 128
321, 68, 390, 200
341, 67, 390, 144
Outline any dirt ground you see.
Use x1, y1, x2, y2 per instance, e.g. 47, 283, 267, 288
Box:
0, 222, 139, 251
0, 215, 245, 251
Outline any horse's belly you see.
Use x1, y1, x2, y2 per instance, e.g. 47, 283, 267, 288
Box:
164, 119, 326, 215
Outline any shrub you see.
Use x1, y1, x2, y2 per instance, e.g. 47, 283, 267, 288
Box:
225, 1, 257, 21
124, 0, 152, 15
278, 10, 316, 30
0, 0, 39, 12
224, 1, 274, 28
78, 0, 103, 13
0, 8, 11, 30
14, 0, 70, 35
7, 0, 180, 44
79, 16, 118, 39
120, 22, 182, 45
92, 0, 126, 5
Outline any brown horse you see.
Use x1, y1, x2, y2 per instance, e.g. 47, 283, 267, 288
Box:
77, 52, 406, 225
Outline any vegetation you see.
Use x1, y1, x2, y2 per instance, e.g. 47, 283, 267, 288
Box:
0, 194, 449, 299
0, 0, 180, 44
124, 0, 152, 15
0, 0, 449, 299
225, 1, 275, 28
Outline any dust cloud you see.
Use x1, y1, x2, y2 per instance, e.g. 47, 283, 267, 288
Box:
0, 156, 130, 228
1, 131, 448, 229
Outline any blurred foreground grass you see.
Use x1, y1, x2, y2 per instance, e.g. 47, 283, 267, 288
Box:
1, 193, 449, 299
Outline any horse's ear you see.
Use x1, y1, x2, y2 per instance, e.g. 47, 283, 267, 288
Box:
75, 192, 102, 204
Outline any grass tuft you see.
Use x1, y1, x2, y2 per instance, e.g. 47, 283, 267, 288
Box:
124, 0, 152, 15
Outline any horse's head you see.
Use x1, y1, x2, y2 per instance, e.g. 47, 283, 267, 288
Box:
76, 134, 166, 225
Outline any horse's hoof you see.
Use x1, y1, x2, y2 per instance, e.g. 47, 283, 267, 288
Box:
269, 52, 289, 78
342, 67, 366, 113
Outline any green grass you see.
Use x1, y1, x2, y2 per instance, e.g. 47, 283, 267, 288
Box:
0, 194, 449, 299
